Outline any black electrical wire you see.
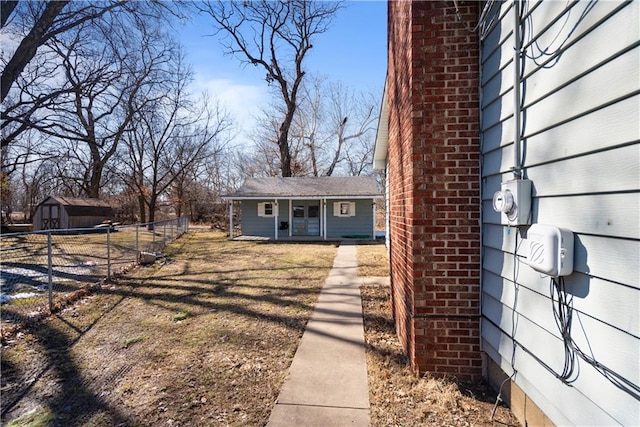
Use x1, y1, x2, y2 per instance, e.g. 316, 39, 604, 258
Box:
490, 272, 640, 414
550, 277, 640, 401
550, 277, 579, 384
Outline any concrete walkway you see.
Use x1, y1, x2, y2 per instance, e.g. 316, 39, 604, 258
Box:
267, 242, 371, 427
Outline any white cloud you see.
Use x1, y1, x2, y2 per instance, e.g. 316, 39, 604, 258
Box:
193, 76, 269, 139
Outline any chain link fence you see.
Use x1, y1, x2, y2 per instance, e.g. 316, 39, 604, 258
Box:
0, 217, 189, 330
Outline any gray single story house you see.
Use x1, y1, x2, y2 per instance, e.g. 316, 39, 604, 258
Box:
32, 196, 114, 231
223, 176, 381, 240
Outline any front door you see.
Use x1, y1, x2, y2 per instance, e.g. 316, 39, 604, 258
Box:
292, 201, 320, 236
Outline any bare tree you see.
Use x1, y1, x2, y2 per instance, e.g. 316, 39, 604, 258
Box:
198, 0, 341, 177
291, 75, 325, 176
118, 58, 233, 225
27, 12, 177, 199
325, 82, 377, 176
1, 1, 184, 148
247, 100, 311, 177
260, 75, 378, 177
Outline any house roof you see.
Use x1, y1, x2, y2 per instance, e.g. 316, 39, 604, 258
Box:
224, 176, 382, 200
39, 196, 114, 217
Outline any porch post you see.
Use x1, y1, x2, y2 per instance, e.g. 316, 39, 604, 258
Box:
318, 198, 323, 238
274, 199, 278, 240
289, 199, 292, 237
323, 198, 327, 240
372, 201, 376, 240
229, 201, 234, 239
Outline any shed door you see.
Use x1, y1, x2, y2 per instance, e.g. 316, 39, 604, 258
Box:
42, 204, 60, 229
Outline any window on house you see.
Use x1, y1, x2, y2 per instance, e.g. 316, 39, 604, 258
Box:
333, 201, 356, 217
258, 202, 277, 217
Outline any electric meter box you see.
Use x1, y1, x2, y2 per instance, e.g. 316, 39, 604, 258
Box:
492, 179, 532, 226
527, 224, 574, 277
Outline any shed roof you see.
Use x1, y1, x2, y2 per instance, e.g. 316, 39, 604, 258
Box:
38, 196, 114, 217
224, 176, 381, 200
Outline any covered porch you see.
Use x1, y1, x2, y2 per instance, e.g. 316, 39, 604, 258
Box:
226, 197, 376, 241
222, 177, 382, 241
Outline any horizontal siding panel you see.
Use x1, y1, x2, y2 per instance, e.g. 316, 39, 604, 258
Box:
481, 334, 575, 426
482, 94, 639, 164
480, 90, 515, 137
521, 1, 636, 84
484, 225, 640, 288
526, 144, 640, 195
481, 5, 639, 154
521, 48, 639, 136
534, 193, 639, 239
482, 266, 639, 343
520, 95, 639, 165
241, 200, 276, 238
480, 2, 640, 426
482, 319, 637, 426
480, 2, 513, 74
573, 234, 640, 288
482, 194, 640, 238
325, 199, 373, 238
482, 289, 638, 384
480, 116, 512, 155
481, 37, 514, 109
523, 0, 626, 42
482, 223, 518, 254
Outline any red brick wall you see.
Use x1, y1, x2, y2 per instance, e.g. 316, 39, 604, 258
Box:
386, 0, 482, 381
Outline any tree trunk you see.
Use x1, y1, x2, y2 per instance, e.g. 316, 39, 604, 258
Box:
278, 105, 296, 177
147, 194, 157, 230
1, 1, 18, 28
278, 133, 292, 177
138, 195, 146, 225
1, 1, 69, 103
87, 163, 103, 198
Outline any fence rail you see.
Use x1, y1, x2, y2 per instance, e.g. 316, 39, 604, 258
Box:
0, 217, 189, 330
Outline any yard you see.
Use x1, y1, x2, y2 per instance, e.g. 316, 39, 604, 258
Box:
1, 231, 517, 426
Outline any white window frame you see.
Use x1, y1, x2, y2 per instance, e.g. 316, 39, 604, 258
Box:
258, 202, 277, 217
333, 201, 356, 217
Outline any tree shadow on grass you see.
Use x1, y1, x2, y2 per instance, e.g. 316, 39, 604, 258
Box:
1, 289, 130, 426
1, 240, 340, 426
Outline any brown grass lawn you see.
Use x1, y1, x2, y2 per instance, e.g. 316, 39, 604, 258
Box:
357, 244, 519, 427
1, 232, 517, 427
1, 232, 337, 426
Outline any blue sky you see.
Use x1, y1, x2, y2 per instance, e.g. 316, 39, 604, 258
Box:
178, 1, 388, 141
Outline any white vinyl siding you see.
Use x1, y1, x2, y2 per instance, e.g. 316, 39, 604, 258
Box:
480, 1, 639, 426
325, 199, 373, 238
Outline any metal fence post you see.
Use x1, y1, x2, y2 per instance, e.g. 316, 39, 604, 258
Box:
47, 231, 53, 312
107, 227, 111, 281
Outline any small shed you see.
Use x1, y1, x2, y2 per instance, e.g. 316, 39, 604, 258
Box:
32, 196, 114, 231
223, 176, 382, 240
